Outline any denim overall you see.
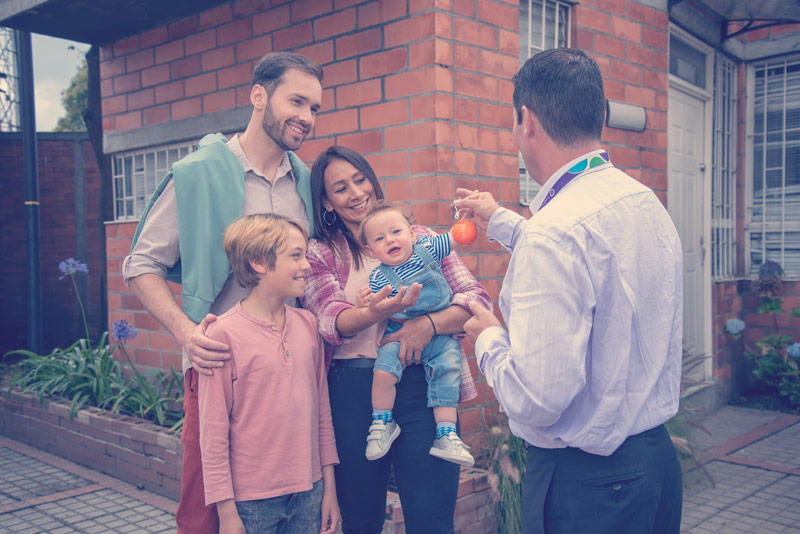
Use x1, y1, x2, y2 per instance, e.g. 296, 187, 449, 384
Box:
373, 243, 461, 408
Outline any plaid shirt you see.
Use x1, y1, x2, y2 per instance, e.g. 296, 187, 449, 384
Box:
302, 226, 490, 402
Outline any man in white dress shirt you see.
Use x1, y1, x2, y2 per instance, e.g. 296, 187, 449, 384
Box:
455, 48, 683, 534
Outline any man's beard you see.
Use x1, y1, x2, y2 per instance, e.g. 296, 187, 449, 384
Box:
261, 105, 302, 151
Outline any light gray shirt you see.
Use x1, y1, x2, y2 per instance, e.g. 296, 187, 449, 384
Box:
122, 134, 310, 370
474, 153, 683, 456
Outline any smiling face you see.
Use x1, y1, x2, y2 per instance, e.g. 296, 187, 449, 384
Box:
257, 226, 311, 298
361, 209, 416, 267
322, 158, 377, 235
261, 68, 322, 151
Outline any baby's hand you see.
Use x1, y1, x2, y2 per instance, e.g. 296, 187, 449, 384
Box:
355, 286, 373, 308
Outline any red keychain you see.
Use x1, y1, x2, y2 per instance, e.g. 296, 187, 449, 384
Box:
451, 207, 477, 245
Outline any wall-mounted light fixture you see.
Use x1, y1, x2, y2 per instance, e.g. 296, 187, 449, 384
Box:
606, 100, 647, 132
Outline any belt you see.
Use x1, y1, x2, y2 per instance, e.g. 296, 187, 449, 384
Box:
330, 357, 376, 369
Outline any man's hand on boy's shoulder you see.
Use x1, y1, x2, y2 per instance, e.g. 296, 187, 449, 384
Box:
184, 313, 231, 376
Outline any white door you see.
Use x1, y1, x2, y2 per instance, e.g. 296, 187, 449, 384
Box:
668, 88, 706, 365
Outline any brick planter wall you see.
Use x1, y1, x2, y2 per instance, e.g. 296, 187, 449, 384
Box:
0, 387, 497, 533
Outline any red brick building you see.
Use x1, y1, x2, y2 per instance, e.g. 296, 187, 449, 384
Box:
3, 0, 800, 530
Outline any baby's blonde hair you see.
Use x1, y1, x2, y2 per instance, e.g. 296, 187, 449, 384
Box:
358, 200, 413, 246
223, 213, 308, 288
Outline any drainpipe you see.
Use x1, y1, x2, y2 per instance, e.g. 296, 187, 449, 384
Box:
15, 30, 41, 354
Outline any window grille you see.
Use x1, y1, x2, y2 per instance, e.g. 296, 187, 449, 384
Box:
710, 53, 737, 279
518, 0, 570, 205
0, 28, 20, 132
112, 141, 195, 221
747, 54, 800, 275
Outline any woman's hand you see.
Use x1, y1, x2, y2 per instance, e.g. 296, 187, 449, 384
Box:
354, 286, 372, 308
380, 314, 435, 367
367, 283, 422, 320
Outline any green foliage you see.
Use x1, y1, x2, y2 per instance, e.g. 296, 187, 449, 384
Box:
54, 58, 87, 132
485, 423, 527, 534
4, 338, 184, 431
741, 294, 800, 409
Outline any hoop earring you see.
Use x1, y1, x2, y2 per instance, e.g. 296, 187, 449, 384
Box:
323, 210, 337, 226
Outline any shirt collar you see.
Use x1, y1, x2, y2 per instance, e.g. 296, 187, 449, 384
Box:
226, 133, 294, 182
529, 149, 608, 212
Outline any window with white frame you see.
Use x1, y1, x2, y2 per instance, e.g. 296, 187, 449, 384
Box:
748, 55, 800, 275
711, 53, 737, 280
113, 141, 196, 221
518, 0, 571, 205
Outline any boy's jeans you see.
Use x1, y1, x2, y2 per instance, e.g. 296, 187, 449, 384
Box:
235, 479, 323, 534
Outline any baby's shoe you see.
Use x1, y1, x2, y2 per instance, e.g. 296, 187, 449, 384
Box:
429, 433, 474, 466
366, 420, 401, 460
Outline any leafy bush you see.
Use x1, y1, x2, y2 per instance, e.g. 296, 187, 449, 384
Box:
726, 261, 800, 408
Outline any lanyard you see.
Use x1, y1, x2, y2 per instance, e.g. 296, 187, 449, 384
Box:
536, 151, 612, 213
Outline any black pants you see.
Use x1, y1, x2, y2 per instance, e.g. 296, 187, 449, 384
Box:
327, 360, 460, 534
522, 424, 682, 534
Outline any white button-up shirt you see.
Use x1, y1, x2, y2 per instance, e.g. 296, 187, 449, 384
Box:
475, 152, 683, 456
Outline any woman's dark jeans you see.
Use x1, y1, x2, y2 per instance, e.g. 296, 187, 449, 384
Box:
328, 360, 460, 534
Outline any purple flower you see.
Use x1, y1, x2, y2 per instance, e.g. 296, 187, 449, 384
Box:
789, 342, 800, 360
58, 258, 88, 279
111, 319, 138, 345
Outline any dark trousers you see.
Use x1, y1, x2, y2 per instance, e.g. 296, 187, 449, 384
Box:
522, 424, 682, 534
176, 369, 219, 534
327, 360, 460, 534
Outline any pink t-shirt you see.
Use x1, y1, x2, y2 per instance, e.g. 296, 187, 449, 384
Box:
199, 303, 338, 505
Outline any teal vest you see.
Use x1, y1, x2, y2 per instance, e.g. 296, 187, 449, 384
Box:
130, 133, 315, 322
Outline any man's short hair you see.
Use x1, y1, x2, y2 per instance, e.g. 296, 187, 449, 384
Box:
512, 48, 605, 146
223, 213, 309, 288
251, 52, 324, 96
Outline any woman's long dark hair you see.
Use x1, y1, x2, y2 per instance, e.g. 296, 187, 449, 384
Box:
310, 146, 385, 270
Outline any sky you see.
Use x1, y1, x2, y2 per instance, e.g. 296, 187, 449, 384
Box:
31, 33, 88, 131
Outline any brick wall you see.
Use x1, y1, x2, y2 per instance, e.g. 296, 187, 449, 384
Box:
572, 0, 669, 203
0, 134, 103, 355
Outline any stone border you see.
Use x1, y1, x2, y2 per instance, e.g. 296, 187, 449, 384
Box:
0, 388, 182, 501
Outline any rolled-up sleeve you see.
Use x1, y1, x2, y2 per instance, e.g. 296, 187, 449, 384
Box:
302, 238, 354, 346
122, 181, 180, 284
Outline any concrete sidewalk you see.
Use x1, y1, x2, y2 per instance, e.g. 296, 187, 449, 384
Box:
0, 405, 798, 533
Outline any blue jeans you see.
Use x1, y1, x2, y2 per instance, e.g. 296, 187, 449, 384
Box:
235, 479, 323, 534
328, 359, 460, 534
375, 322, 461, 408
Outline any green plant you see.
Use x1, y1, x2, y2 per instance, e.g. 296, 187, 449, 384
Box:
485, 422, 526, 534
726, 261, 800, 408
2, 259, 184, 432
4, 334, 121, 419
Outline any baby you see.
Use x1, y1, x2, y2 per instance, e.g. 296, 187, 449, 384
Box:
357, 201, 475, 467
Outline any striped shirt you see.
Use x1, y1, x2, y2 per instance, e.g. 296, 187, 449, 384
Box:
369, 234, 451, 295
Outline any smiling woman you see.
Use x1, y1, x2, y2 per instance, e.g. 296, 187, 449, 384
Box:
301, 145, 491, 534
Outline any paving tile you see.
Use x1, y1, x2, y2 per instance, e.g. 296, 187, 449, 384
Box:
731, 423, 800, 469
0, 448, 90, 506
0, 489, 174, 534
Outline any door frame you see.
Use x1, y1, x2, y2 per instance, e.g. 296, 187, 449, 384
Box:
667, 25, 714, 383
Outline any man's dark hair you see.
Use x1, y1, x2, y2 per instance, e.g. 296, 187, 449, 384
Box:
512, 48, 605, 146
251, 52, 324, 96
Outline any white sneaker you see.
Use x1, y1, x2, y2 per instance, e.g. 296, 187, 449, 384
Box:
429, 433, 475, 467
365, 420, 401, 460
